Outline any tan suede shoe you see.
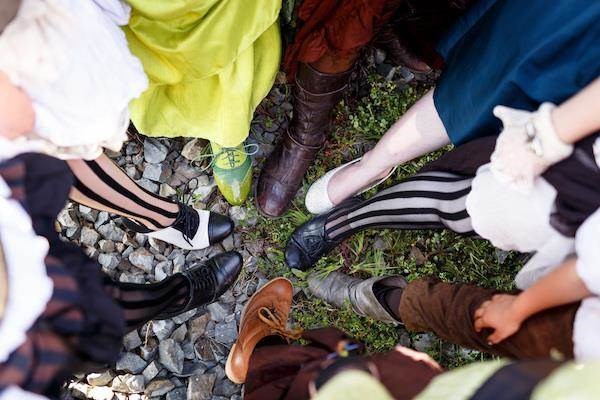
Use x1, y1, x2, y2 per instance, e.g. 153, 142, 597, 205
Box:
225, 277, 300, 384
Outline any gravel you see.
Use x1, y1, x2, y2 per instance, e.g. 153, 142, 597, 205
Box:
60, 84, 295, 399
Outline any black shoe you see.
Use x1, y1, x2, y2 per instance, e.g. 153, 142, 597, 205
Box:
156, 251, 243, 319
285, 197, 362, 271
124, 202, 234, 250
206, 212, 235, 245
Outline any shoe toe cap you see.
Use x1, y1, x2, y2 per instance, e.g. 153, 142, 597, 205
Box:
284, 238, 312, 271
212, 251, 243, 285
256, 174, 295, 217
208, 213, 235, 245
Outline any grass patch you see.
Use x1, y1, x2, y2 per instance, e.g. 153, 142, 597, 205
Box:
245, 73, 521, 367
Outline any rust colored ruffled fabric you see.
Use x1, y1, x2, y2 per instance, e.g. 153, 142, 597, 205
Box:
284, 0, 400, 78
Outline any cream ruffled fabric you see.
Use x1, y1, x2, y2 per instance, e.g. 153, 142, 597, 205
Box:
0, 386, 48, 400
0, 0, 147, 161
466, 164, 574, 288
0, 178, 53, 362
466, 164, 600, 361
572, 209, 600, 361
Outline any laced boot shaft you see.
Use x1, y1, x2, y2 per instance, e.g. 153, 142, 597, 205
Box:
290, 63, 352, 147
183, 263, 218, 305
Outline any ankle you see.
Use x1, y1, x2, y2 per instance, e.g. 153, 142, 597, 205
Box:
158, 215, 177, 230
164, 274, 191, 311
359, 151, 396, 181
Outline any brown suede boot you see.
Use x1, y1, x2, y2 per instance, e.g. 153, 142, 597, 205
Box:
225, 277, 301, 384
255, 63, 352, 217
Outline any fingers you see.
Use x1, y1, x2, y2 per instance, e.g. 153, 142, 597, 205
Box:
493, 105, 511, 119
473, 316, 486, 332
395, 345, 442, 371
487, 330, 505, 345
474, 300, 490, 317
493, 105, 531, 125
473, 301, 489, 332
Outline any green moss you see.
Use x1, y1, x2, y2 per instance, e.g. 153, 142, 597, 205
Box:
244, 73, 520, 367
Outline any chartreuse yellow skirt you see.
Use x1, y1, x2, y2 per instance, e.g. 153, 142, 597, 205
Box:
124, 0, 282, 148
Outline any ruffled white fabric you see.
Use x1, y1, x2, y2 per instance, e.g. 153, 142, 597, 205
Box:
575, 209, 600, 295
466, 164, 574, 289
573, 298, 600, 361
0, 386, 48, 400
467, 165, 600, 360
490, 103, 572, 192
0, 177, 53, 362
0, 0, 147, 161
572, 208, 600, 361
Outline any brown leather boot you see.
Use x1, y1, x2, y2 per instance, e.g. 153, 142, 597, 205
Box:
374, 25, 432, 74
255, 63, 352, 217
225, 277, 301, 384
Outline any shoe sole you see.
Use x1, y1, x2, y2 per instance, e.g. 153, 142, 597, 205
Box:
225, 277, 293, 383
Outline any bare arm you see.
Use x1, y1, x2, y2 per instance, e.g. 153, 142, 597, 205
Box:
513, 258, 591, 319
474, 258, 592, 344
553, 77, 600, 144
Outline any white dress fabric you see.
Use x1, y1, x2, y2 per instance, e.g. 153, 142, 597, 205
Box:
572, 209, 600, 361
0, 386, 48, 400
465, 164, 574, 289
0, 0, 147, 161
0, 178, 53, 362
466, 164, 600, 360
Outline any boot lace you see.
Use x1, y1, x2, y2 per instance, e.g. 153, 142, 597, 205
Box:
171, 203, 199, 247
193, 143, 259, 171
258, 306, 302, 341
186, 264, 218, 303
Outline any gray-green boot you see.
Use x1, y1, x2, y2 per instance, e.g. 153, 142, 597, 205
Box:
308, 271, 407, 325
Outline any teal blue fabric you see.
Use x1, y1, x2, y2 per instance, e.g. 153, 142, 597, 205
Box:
433, 0, 600, 145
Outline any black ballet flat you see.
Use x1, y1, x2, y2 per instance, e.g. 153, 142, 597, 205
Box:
285, 197, 362, 271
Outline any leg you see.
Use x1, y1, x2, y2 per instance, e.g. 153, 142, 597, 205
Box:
104, 251, 243, 332
326, 170, 475, 239
255, 57, 356, 217
68, 153, 235, 250
309, 272, 577, 359
257, 0, 399, 217
327, 89, 450, 205
67, 154, 179, 231
398, 277, 578, 359
103, 275, 190, 331
286, 170, 474, 270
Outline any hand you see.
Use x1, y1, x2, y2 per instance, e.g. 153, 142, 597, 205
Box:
473, 294, 523, 344
395, 346, 442, 371
490, 103, 573, 191
0, 72, 35, 139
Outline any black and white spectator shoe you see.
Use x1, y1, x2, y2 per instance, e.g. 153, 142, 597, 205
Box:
126, 203, 234, 250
